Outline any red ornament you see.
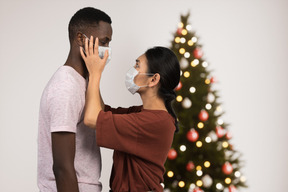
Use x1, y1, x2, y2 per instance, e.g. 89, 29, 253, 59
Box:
229, 185, 237, 192
193, 47, 203, 59
186, 161, 195, 171
226, 131, 232, 140
216, 126, 225, 138
199, 110, 209, 121
177, 28, 183, 35
175, 81, 182, 91
186, 129, 199, 142
210, 77, 216, 83
193, 188, 204, 192
222, 161, 233, 175
167, 148, 177, 160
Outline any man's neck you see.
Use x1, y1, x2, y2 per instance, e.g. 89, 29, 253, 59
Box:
64, 49, 88, 78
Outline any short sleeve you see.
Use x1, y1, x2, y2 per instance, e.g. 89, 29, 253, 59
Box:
47, 81, 83, 133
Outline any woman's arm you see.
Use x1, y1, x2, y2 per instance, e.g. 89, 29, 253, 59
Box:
84, 75, 102, 128
80, 36, 109, 128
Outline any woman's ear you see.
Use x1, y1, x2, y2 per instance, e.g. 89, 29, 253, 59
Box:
149, 73, 161, 87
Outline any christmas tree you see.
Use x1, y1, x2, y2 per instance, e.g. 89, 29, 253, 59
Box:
163, 13, 247, 192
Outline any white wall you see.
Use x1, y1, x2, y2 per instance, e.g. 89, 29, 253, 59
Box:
0, 0, 287, 191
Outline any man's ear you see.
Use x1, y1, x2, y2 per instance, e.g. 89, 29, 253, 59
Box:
76, 32, 85, 46
149, 73, 161, 87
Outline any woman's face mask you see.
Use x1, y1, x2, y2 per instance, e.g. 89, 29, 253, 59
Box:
125, 67, 154, 94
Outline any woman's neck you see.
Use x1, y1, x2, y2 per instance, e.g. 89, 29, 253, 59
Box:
140, 91, 167, 111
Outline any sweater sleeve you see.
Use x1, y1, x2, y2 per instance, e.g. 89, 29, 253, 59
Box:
104, 105, 142, 114
96, 109, 175, 163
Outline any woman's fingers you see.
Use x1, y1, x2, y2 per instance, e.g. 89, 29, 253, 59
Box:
85, 37, 89, 56
89, 36, 94, 55
102, 49, 109, 63
94, 37, 99, 54
80, 47, 86, 60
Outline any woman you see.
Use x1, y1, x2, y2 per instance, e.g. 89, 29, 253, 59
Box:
80, 36, 180, 192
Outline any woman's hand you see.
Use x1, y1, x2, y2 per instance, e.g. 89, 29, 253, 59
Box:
80, 36, 109, 77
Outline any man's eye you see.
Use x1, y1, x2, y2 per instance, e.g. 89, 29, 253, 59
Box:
99, 41, 108, 46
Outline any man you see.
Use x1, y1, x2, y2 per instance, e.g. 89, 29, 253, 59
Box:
37, 7, 112, 192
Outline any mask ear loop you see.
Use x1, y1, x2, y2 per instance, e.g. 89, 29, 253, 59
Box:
80, 32, 89, 55
136, 73, 155, 87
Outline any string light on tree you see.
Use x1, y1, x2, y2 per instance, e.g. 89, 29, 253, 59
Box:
164, 13, 247, 192
217, 118, 224, 125
180, 145, 187, 152
191, 36, 198, 43
205, 103, 212, 110
167, 171, 174, 178
225, 177, 232, 184
202, 61, 208, 68
176, 95, 183, 102
184, 71, 190, 78
196, 170, 203, 176
191, 59, 199, 67
179, 48, 185, 54
216, 183, 224, 190
197, 122, 204, 129
180, 37, 186, 43
196, 180, 203, 187
190, 86, 196, 93
204, 161, 211, 168
196, 141, 203, 148
178, 181, 185, 188
184, 52, 191, 58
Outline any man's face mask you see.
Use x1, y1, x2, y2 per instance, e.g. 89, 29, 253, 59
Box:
125, 67, 154, 95
82, 33, 112, 65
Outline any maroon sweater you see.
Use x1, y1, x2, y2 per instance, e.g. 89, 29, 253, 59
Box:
96, 105, 175, 192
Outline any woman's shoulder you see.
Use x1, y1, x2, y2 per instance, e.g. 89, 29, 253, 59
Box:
140, 109, 175, 124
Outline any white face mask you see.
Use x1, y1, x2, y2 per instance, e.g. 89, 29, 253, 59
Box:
98, 46, 112, 64
125, 67, 154, 95
82, 34, 112, 65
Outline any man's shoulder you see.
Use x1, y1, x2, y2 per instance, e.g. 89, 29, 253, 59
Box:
49, 66, 84, 88
43, 66, 85, 99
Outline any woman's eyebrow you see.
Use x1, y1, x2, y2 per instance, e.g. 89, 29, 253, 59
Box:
136, 59, 140, 63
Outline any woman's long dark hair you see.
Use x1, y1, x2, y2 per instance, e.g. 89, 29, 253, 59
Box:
145, 47, 180, 132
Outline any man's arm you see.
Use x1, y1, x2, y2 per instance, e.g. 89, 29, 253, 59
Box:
52, 132, 79, 192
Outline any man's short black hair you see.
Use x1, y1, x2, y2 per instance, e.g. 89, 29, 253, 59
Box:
68, 7, 112, 43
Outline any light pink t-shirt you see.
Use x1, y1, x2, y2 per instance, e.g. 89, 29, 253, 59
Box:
37, 66, 102, 192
